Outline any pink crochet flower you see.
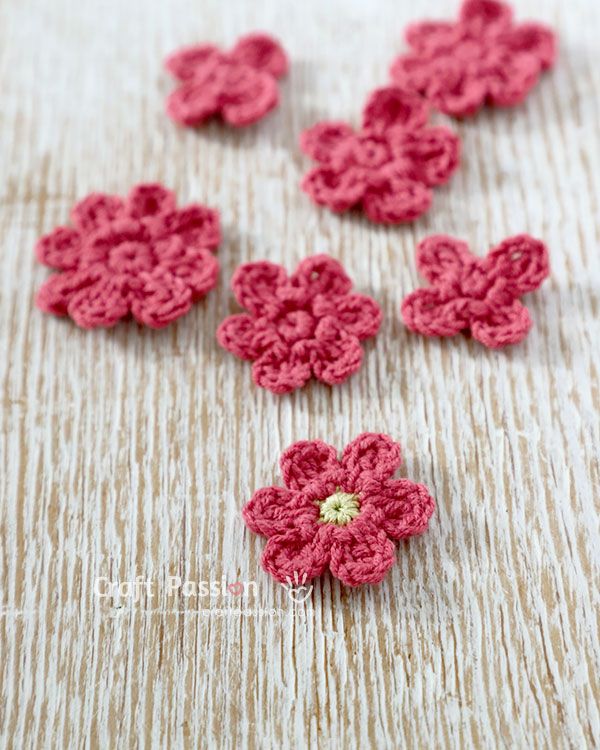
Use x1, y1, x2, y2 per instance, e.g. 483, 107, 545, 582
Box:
165, 32, 288, 127
35, 183, 220, 329
217, 255, 382, 394
243, 433, 435, 586
401, 234, 549, 347
300, 86, 460, 224
390, 0, 556, 116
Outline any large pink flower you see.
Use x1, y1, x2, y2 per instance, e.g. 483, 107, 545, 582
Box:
300, 86, 460, 224
217, 255, 382, 394
390, 0, 556, 116
243, 434, 435, 586
401, 234, 550, 347
165, 32, 288, 127
35, 183, 220, 329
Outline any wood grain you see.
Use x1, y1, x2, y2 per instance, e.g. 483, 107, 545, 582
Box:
1, 0, 599, 747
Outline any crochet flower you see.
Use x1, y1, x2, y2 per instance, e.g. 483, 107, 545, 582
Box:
243, 434, 435, 586
390, 0, 556, 116
300, 86, 460, 224
401, 234, 549, 347
217, 255, 382, 394
35, 183, 220, 329
165, 32, 288, 127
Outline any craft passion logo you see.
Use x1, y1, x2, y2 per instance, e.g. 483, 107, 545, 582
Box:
94, 576, 257, 603
94, 573, 313, 604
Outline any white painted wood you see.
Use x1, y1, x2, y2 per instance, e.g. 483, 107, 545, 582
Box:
1, 0, 599, 747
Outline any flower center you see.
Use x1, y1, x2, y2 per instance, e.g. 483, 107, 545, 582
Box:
318, 489, 360, 526
108, 240, 154, 274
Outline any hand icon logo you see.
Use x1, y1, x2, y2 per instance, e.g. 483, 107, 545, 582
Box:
282, 572, 313, 603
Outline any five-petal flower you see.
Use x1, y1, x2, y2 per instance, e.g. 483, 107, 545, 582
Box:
390, 0, 556, 116
165, 32, 288, 127
217, 255, 382, 393
243, 433, 435, 586
401, 234, 550, 347
299, 86, 460, 224
35, 183, 220, 329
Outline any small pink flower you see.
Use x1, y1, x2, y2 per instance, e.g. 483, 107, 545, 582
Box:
401, 234, 550, 347
35, 183, 220, 329
217, 255, 382, 394
165, 32, 288, 127
243, 433, 435, 586
390, 0, 556, 116
300, 86, 460, 224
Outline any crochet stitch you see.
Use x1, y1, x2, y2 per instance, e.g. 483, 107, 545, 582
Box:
300, 86, 460, 224
165, 32, 288, 127
390, 0, 556, 116
243, 433, 435, 586
217, 255, 382, 394
401, 234, 549, 347
35, 183, 220, 329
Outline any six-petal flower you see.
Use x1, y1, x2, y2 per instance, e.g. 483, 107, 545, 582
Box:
401, 234, 550, 347
300, 86, 460, 224
390, 0, 556, 116
165, 32, 289, 127
35, 183, 220, 329
217, 255, 382, 393
243, 433, 435, 586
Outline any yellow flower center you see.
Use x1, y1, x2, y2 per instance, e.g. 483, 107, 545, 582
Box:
318, 489, 360, 526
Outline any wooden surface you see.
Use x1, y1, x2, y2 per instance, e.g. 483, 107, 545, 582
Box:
1, 0, 599, 747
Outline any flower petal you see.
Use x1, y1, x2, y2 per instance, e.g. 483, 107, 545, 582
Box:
399, 126, 461, 186
130, 272, 193, 328
70, 193, 125, 233
362, 86, 429, 134
405, 21, 460, 53
299, 122, 355, 164
35, 227, 82, 271
217, 314, 279, 360
484, 235, 549, 295
484, 52, 542, 107
372, 479, 435, 540
329, 519, 396, 586
67, 275, 129, 329
157, 204, 221, 251
390, 53, 439, 99
221, 68, 279, 126
229, 33, 288, 78
242, 486, 317, 537
391, 53, 488, 117
164, 44, 222, 81
459, 0, 513, 35
341, 433, 401, 487
158, 238, 219, 299
500, 22, 556, 69
36, 267, 104, 317
280, 439, 340, 491
126, 183, 176, 219
291, 255, 353, 297
428, 63, 488, 117
470, 299, 533, 348
301, 165, 367, 213
231, 260, 287, 317
261, 528, 330, 584
401, 288, 471, 337
415, 234, 471, 285
313, 293, 382, 340
166, 79, 221, 126
362, 176, 432, 224
252, 343, 312, 394
312, 321, 364, 386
